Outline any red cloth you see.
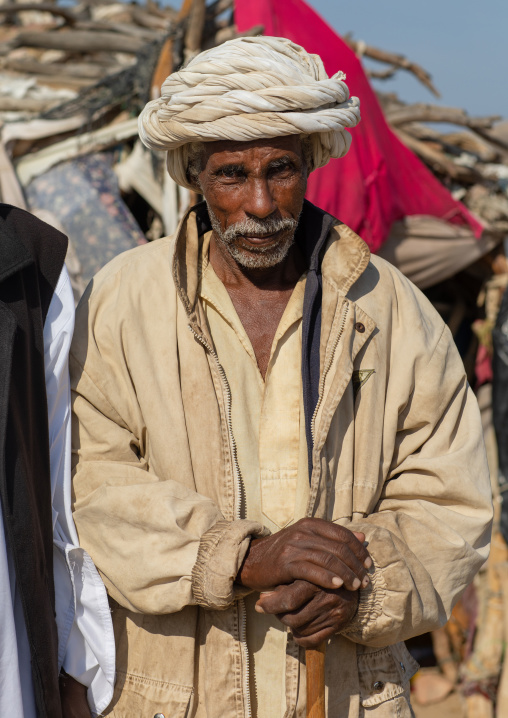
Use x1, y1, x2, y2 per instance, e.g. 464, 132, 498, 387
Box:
475, 343, 493, 388
235, 0, 484, 252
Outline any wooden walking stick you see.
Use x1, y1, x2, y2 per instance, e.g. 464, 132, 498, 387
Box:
306, 642, 326, 718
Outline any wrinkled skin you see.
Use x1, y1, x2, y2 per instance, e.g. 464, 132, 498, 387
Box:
238, 518, 370, 593
237, 519, 369, 647
196, 137, 371, 646
256, 580, 360, 649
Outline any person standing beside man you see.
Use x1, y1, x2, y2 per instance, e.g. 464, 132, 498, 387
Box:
70, 37, 492, 717
0, 205, 113, 717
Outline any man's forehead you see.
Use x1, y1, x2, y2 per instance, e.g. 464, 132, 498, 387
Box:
203, 135, 303, 164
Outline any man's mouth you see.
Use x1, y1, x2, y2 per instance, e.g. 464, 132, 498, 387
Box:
237, 231, 282, 247
206, 204, 300, 258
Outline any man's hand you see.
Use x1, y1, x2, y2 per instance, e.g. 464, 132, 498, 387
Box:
237, 518, 371, 592
255, 579, 359, 648
59, 672, 92, 718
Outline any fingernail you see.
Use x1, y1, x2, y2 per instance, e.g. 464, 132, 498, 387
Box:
362, 576, 370, 588
352, 578, 361, 590
255, 604, 265, 613
332, 577, 343, 587
364, 557, 372, 569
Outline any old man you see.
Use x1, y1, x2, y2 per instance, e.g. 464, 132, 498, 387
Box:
70, 37, 492, 717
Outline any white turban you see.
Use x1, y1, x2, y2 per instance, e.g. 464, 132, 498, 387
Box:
139, 36, 361, 190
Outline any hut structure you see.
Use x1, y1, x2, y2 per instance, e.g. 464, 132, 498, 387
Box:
1, 1, 507, 715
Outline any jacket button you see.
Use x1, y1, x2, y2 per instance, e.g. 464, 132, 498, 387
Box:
154, 714, 166, 718
400, 662, 406, 672
373, 681, 385, 693
355, 322, 365, 333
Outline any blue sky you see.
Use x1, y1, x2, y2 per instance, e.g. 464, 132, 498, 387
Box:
308, 0, 507, 121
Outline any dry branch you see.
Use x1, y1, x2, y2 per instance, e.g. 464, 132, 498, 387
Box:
74, 21, 161, 42
0, 0, 504, 251
0, 3, 77, 25
0, 96, 55, 112
151, 0, 194, 99
387, 103, 501, 130
131, 7, 173, 31
400, 124, 500, 163
11, 29, 146, 54
4, 57, 109, 80
205, 23, 264, 49
367, 66, 397, 80
441, 132, 499, 163
185, 0, 207, 55
394, 126, 481, 182
30, 75, 95, 90
474, 127, 508, 155
344, 35, 440, 98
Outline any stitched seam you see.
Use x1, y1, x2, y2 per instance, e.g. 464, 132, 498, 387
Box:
116, 670, 193, 690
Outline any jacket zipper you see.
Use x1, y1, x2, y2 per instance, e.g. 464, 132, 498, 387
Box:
310, 302, 349, 444
188, 324, 252, 718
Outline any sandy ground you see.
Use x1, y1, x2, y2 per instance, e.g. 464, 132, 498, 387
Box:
413, 690, 465, 718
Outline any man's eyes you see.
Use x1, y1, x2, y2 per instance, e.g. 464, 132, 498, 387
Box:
268, 161, 297, 177
217, 166, 245, 180
214, 162, 297, 181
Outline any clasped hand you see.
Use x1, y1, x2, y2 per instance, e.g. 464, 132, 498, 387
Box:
236, 518, 371, 648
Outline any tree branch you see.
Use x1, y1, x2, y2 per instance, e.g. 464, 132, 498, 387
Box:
344, 35, 440, 98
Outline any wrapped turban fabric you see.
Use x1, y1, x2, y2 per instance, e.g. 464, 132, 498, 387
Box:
139, 36, 361, 190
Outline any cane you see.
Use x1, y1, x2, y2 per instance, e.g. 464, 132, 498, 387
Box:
306, 642, 326, 718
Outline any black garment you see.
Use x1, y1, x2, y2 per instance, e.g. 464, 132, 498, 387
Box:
493, 287, 508, 544
0, 205, 67, 718
297, 202, 338, 481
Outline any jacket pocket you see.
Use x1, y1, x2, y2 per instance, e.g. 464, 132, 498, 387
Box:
358, 643, 418, 713
106, 671, 192, 718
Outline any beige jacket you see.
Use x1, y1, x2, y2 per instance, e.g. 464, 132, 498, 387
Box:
71, 205, 492, 718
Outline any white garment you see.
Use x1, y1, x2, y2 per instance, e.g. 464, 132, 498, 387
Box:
0, 266, 115, 718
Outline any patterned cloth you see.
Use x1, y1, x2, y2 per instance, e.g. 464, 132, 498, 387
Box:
26, 153, 146, 283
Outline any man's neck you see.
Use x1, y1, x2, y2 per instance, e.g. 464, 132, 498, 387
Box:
208, 233, 307, 379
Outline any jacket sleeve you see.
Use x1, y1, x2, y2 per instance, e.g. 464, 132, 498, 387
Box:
70, 299, 266, 617
342, 322, 492, 647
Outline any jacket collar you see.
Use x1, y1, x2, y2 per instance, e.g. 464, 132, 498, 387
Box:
294, 200, 371, 294
172, 199, 371, 314
0, 208, 33, 284
172, 202, 211, 319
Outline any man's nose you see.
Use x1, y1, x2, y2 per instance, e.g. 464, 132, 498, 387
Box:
243, 178, 277, 219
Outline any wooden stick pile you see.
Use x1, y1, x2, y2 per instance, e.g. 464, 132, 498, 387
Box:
351, 35, 508, 237
0, 0, 506, 239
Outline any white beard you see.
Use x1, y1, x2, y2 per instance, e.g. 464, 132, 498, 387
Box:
207, 205, 298, 269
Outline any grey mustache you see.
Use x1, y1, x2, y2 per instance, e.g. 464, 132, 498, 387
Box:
222, 216, 298, 243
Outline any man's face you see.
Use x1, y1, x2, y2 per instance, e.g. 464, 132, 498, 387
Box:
196, 135, 308, 269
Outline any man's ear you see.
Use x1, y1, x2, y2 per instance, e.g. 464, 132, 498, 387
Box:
187, 178, 202, 194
